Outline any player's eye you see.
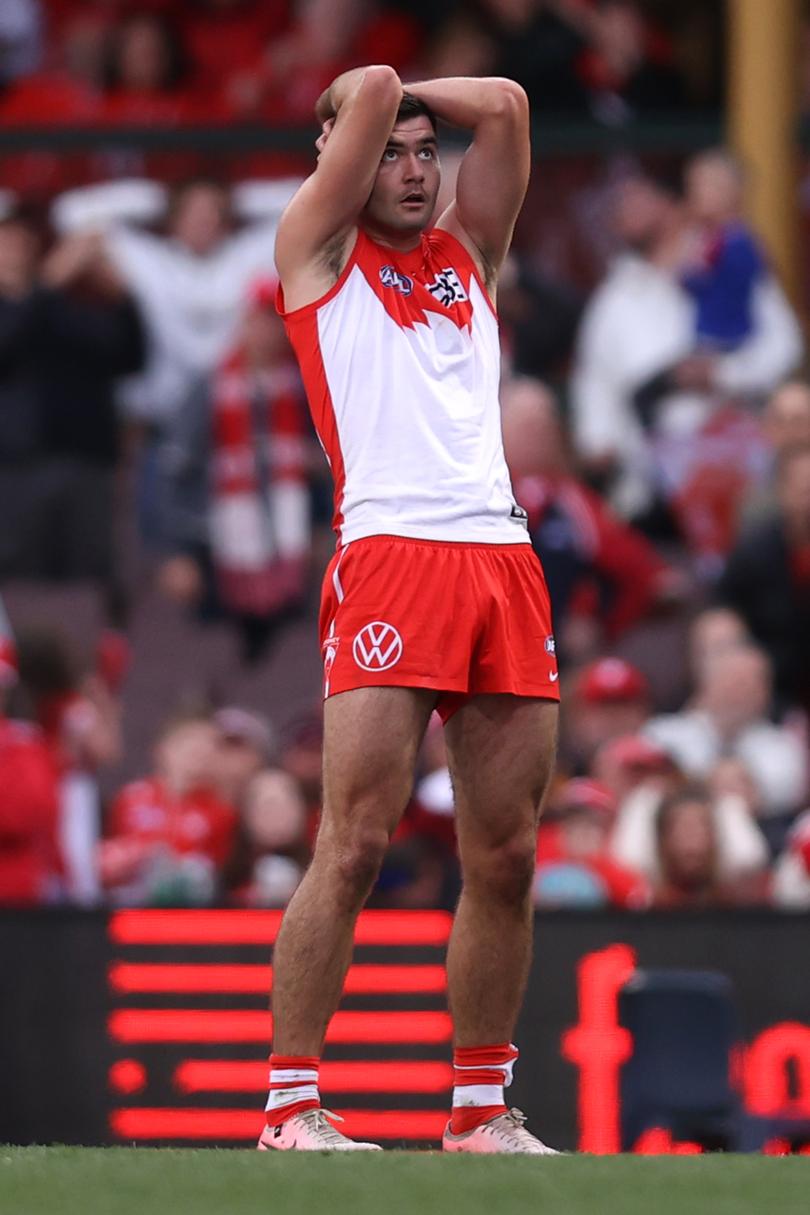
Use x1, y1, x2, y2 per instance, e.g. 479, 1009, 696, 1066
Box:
382, 148, 398, 161
418, 148, 434, 160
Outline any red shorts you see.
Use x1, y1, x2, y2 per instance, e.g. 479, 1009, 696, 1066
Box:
319, 535, 559, 721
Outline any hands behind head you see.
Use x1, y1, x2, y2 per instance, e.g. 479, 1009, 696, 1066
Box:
40, 231, 125, 296
315, 118, 335, 160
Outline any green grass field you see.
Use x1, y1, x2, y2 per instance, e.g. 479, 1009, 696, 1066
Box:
3, 1148, 809, 1215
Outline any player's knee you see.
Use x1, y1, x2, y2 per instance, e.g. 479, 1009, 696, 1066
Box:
464, 831, 536, 903
331, 827, 390, 904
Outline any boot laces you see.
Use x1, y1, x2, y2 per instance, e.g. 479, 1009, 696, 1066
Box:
492, 1108, 551, 1150
297, 1108, 352, 1147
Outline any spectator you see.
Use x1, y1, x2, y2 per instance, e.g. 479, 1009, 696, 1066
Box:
610, 756, 770, 886
563, 656, 651, 771
571, 173, 802, 528
577, 0, 686, 125
762, 379, 810, 457
501, 376, 681, 661
406, 712, 458, 862
0, 11, 106, 125
257, 0, 423, 124
279, 710, 324, 828
98, 709, 237, 905
231, 768, 308, 907
0, 620, 62, 906
679, 149, 767, 354
533, 777, 649, 908
15, 625, 123, 905
718, 443, 810, 716
644, 644, 807, 822
182, 0, 289, 109
772, 809, 810, 909
212, 705, 276, 809
741, 379, 810, 524
158, 279, 311, 663
0, 0, 42, 87
485, 0, 594, 112
497, 254, 582, 382
102, 13, 198, 125
52, 175, 298, 430
687, 605, 750, 675
652, 785, 769, 907
0, 215, 145, 620
591, 732, 678, 805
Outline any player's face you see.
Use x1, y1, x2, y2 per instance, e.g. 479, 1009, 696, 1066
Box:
363, 118, 441, 238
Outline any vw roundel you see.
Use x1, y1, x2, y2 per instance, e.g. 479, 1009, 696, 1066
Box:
353, 621, 403, 672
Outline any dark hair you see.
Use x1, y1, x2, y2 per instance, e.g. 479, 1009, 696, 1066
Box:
166, 176, 231, 233
106, 13, 186, 92
396, 92, 437, 134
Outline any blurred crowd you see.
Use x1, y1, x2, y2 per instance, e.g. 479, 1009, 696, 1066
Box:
1, 2, 810, 913
1, 1, 710, 131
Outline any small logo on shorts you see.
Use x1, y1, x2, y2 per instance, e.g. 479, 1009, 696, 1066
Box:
353, 621, 403, 672
545, 635, 556, 656
322, 636, 340, 680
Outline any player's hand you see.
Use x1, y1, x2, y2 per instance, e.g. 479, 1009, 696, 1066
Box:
315, 118, 335, 160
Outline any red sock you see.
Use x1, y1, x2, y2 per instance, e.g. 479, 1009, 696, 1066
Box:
450, 1043, 519, 1135
264, 1054, 320, 1127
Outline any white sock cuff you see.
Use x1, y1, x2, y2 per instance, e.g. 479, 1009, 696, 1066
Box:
452, 1084, 504, 1108
265, 1083, 320, 1112
269, 1067, 319, 1085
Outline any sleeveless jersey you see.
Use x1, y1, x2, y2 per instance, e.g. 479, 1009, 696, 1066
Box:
278, 226, 529, 547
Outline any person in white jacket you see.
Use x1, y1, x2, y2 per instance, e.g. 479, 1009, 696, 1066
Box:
52, 176, 301, 542
571, 174, 803, 521
51, 175, 301, 427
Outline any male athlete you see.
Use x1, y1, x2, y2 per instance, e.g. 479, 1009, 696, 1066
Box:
258, 66, 560, 1154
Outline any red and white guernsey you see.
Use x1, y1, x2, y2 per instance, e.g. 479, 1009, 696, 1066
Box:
278, 227, 529, 547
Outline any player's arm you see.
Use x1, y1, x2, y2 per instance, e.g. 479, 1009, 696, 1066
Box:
275, 65, 402, 289
406, 77, 530, 289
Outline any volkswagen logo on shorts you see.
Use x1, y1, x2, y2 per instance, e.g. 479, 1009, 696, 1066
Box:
353, 621, 403, 671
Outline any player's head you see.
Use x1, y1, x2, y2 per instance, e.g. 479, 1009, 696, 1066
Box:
361, 93, 440, 240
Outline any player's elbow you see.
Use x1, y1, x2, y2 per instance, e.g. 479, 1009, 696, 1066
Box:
484, 78, 530, 121
360, 64, 402, 105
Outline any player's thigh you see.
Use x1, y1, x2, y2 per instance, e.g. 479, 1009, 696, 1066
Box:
320, 685, 437, 842
444, 694, 558, 850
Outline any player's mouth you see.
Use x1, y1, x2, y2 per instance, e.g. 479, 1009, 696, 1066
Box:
400, 192, 426, 208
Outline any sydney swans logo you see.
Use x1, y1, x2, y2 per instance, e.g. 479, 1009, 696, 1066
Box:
352, 621, 403, 671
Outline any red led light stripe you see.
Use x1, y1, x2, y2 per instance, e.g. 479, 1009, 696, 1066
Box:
109, 910, 283, 945
108, 962, 447, 995
174, 1059, 453, 1094
109, 1009, 452, 1044
110, 1108, 446, 1141
109, 909, 451, 946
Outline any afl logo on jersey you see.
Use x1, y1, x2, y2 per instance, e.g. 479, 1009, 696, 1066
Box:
380, 265, 414, 296
353, 621, 403, 671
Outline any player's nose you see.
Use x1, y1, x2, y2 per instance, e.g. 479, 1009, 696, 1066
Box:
403, 154, 425, 182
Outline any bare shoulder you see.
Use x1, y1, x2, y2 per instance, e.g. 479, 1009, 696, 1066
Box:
275, 191, 358, 312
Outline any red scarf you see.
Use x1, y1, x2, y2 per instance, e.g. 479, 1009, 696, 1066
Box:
209, 347, 309, 616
